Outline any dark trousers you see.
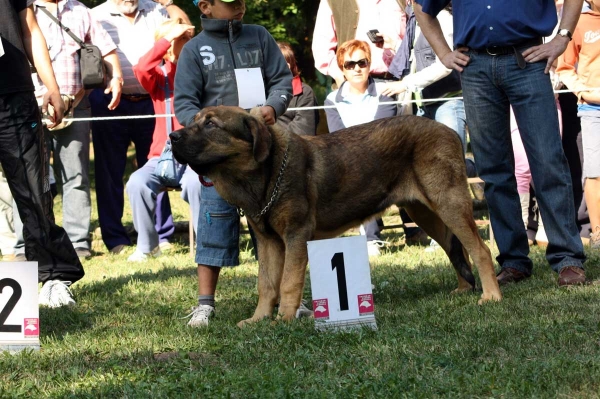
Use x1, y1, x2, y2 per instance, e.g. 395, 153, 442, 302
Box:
0, 91, 83, 283
89, 90, 173, 249
559, 92, 589, 237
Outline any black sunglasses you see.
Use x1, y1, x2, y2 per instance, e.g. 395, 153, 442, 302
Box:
343, 58, 369, 70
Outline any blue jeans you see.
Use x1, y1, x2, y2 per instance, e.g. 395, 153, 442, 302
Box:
196, 183, 240, 267
423, 98, 467, 154
126, 158, 200, 253
461, 49, 585, 274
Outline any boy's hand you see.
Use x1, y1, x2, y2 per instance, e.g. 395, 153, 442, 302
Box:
164, 24, 195, 42
259, 106, 276, 125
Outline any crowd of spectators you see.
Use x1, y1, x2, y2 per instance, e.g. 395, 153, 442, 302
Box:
1, 0, 598, 316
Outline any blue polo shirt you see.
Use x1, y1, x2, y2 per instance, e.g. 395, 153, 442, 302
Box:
416, 0, 558, 49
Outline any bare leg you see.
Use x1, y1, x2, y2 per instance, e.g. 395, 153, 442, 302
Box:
586, 178, 600, 235
197, 264, 221, 296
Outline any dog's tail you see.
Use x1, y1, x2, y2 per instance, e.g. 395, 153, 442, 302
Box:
448, 235, 476, 290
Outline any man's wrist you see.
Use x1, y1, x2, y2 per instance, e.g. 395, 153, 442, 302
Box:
111, 76, 124, 86
556, 28, 573, 41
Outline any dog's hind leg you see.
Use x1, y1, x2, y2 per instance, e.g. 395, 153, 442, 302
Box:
423, 191, 502, 304
403, 203, 476, 293
238, 234, 285, 328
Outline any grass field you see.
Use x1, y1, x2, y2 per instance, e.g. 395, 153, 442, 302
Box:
1, 151, 600, 398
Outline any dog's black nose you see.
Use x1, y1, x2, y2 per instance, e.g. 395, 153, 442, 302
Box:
169, 131, 181, 143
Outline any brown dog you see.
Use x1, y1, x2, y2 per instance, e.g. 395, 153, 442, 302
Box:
170, 106, 502, 326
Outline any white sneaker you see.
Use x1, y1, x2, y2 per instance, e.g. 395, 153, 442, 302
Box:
184, 304, 215, 327
425, 239, 442, 253
367, 240, 388, 257
127, 246, 162, 262
295, 300, 313, 318
158, 241, 173, 252
39, 280, 76, 308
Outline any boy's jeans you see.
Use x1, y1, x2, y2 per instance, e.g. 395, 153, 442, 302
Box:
461, 49, 585, 274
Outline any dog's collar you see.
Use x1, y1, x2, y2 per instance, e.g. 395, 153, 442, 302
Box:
246, 145, 289, 220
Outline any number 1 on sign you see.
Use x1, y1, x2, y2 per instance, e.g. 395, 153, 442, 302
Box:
331, 252, 349, 311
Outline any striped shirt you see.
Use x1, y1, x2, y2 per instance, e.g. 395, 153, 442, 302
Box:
92, 0, 168, 94
32, 0, 117, 98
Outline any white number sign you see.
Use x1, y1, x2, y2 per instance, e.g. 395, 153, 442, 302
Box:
0, 262, 40, 353
308, 235, 377, 331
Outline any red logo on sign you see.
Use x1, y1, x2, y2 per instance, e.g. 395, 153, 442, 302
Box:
313, 298, 329, 320
357, 294, 374, 316
23, 318, 39, 338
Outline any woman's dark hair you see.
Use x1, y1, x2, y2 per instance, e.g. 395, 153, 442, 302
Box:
277, 42, 300, 77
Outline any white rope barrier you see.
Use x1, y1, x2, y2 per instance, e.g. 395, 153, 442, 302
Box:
61, 87, 600, 123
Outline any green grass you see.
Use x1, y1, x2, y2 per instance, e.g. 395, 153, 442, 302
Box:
2, 150, 600, 397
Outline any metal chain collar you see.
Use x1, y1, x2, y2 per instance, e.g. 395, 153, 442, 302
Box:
245, 145, 289, 220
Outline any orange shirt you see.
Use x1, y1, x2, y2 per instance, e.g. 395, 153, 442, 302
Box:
556, 11, 600, 104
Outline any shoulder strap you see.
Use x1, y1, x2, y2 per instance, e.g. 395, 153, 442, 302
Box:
37, 6, 86, 49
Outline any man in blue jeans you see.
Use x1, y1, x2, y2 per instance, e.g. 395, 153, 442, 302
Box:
414, 0, 587, 286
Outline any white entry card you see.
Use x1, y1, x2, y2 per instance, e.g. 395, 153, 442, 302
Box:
0, 262, 40, 352
0, 39, 4, 58
308, 235, 377, 331
234, 67, 266, 109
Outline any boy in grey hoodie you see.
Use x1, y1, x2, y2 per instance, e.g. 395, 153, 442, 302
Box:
174, 0, 292, 327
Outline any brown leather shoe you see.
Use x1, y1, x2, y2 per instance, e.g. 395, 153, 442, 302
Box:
496, 267, 529, 285
558, 266, 586, 287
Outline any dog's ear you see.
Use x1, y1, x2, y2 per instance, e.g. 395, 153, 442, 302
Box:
244, 114, 272, 163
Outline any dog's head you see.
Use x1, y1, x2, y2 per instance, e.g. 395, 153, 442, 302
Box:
170, 106, 272, 176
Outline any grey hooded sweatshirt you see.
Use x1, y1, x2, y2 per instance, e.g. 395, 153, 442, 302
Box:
174, 16, 293, 127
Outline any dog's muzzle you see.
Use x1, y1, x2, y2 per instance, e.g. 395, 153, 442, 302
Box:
169, 131, 182, 143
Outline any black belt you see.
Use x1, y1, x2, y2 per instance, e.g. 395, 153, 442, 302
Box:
121, 93, 151, 102
475, 38, 543, 69
370, 72, 398, 81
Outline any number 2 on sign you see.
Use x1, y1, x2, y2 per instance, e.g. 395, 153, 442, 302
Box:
331, 252, 349, 311
0, 278, 22, 333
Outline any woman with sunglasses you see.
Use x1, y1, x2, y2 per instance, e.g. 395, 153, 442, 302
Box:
324, 39, 398, 257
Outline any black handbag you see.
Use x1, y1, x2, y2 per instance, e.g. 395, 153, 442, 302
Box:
38, 6, 105, 89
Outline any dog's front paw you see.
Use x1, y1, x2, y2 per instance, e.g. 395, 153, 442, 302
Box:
477, 291, 502, 305
275, 307, 297, 322
236, 314, 270, 328
451, 287, 473, 295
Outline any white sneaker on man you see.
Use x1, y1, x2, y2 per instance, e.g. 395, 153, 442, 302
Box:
158, 241, 173, 252
39, 280, 76, 308
185, 304, 215, 327
127, 246, 161, 262
367, 240, 389, 257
